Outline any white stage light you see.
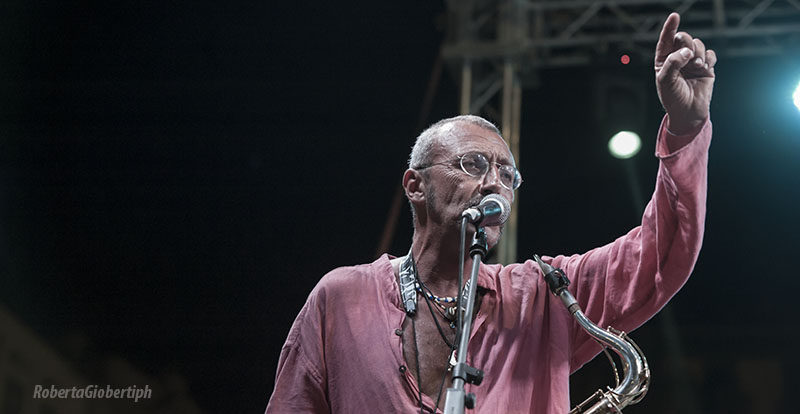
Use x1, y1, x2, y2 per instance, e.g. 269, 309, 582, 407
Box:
793, 79, 800, 112
608, 131, 642, 159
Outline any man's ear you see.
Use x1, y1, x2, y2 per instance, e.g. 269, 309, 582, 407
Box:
403, 169, 425, 204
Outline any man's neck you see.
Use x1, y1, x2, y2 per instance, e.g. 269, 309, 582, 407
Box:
410, 230, 473, 298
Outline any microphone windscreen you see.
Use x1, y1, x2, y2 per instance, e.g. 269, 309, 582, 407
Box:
480, 194, 511, 226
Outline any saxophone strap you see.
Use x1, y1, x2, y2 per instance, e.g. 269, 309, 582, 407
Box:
399, 250, 418, 316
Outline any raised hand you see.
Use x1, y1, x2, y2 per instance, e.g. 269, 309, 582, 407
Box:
654, 13, 717, 135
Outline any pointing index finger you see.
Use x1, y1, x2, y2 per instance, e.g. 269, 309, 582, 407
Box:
655, 13, 681, 64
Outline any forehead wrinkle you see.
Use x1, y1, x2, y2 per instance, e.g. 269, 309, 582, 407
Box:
453, 135, 516, 167
435, 121, 516, 166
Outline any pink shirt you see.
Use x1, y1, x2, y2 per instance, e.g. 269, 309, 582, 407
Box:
266, 117, 711, 413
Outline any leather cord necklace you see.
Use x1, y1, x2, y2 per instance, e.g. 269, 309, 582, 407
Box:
399, 250, 463, 413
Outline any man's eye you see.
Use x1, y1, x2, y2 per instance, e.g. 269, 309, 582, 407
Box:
463, 160, 479, 170
462, 158, 485, 173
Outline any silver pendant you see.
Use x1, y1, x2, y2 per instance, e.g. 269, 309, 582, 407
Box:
445, 306, 457, 321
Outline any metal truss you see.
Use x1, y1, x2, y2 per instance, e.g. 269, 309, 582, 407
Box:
443, 0, 800, 264
445, 0, 800, 68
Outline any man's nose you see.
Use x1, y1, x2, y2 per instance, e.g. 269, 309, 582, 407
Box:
481, 164, 503, 191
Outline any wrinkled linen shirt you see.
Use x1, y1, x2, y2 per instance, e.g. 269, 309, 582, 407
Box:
266, 116, 711, 414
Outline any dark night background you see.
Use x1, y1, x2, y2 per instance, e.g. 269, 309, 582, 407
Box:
2, 1, 799, 413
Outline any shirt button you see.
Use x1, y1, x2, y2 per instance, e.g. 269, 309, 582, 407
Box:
394, 329, 403, 336
398, 365, 407, 373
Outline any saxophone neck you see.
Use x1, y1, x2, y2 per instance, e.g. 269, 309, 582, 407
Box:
534, 255, 578, 311
534, 254, 651, 413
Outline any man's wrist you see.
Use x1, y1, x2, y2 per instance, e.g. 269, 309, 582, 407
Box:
665, 116, 706, 137
657, 114, 709, 157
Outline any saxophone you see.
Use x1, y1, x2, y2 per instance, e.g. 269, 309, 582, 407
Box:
534, 255, 650, 414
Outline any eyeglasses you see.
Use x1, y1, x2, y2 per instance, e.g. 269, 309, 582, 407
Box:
416, 152, 523, 190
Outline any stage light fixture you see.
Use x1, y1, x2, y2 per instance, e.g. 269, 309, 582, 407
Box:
793, 79, 800, 112
608, 131, 641, 159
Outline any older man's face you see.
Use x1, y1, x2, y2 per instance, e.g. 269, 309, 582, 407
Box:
421, 122, 517, 249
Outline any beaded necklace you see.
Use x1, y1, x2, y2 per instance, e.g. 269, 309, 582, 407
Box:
415, 280, 458, 325
399, 250, 471, 322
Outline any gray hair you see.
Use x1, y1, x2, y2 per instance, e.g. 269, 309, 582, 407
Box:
405, 115, 502, 224
408, 115, 501, 169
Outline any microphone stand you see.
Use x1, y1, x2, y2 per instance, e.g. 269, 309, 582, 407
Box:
442, 227, 486, 414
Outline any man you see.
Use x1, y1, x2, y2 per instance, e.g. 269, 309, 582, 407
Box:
266, 12, 715, 413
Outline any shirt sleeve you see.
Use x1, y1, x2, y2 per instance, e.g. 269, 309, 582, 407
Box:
559, 115, 712, 371
265, 292, 331, 413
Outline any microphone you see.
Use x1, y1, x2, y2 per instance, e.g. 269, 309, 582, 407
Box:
461, 194, 511, 227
